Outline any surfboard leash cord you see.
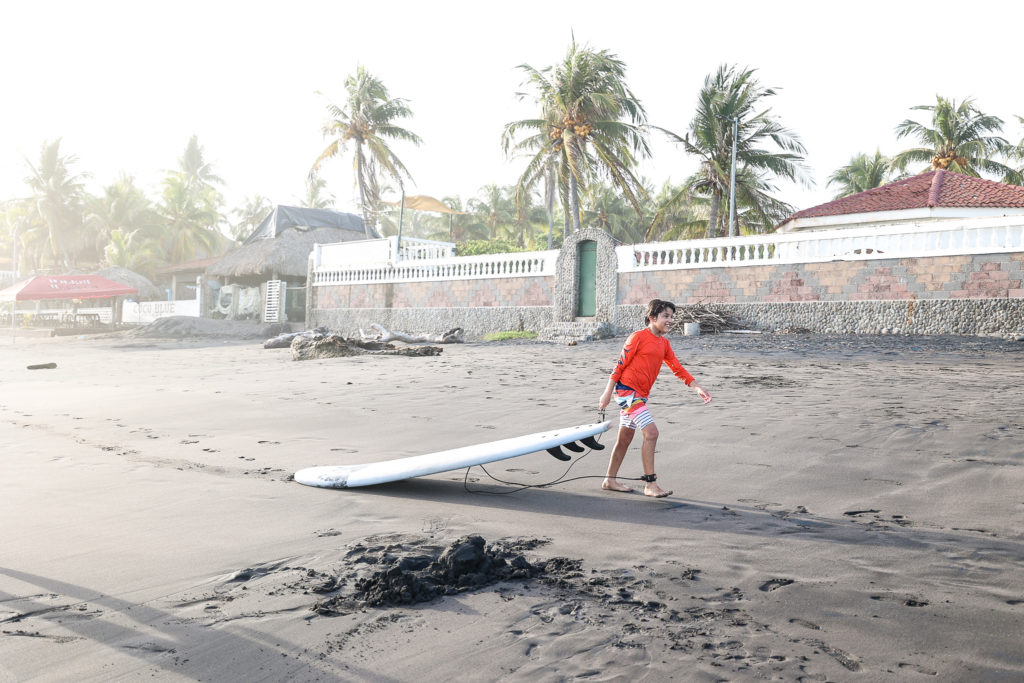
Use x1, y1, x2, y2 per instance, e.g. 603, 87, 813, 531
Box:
463, 414, 646, 495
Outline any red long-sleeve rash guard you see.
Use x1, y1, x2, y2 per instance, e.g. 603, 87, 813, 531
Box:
610, 328, 694, 398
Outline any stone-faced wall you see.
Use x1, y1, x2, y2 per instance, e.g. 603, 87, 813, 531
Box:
619, 253, 1024, 305
310, 275, 555, 337
617, 252, 1024, 336
315, 277, 554, 310
553, 228, 619, 325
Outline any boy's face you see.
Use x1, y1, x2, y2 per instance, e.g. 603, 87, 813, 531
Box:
649, 308, 674, 334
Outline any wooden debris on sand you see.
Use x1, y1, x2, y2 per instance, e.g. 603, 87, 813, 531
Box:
291, 333, 443, 361
359, 323, 464, 344
264, 326, 329, 349
668, 304, 745, 335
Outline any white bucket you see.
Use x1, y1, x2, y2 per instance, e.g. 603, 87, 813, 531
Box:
683, 322, 700, 336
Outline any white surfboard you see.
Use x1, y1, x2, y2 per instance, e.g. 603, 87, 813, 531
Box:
294, 420, 613, 488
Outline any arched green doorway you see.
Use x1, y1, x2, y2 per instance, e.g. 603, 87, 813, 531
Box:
576, 240, 597, 317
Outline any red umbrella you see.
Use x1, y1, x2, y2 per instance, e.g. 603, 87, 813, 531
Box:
0, 275, 138, 301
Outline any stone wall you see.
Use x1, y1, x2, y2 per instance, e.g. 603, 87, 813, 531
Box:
309, 275, 555, 337
311, 240, 1024, 338
618, 253, 1024, 305
314, 305, 554, 338
618, 299, 1024, 336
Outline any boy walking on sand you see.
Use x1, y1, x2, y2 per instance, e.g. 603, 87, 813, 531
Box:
598, 299, 712, 498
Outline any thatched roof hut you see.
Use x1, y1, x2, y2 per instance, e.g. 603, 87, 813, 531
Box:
207, 206, 373, 280
92, 266, 164, 300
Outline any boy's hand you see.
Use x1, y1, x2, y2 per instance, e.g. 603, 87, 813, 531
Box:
598, 392, 611, 411
694, 385, 712, 404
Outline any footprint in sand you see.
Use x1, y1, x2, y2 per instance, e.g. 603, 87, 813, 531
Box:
870, 594, 929, 607
759, 578, 795, 592
788, 617, 820, 630
843, 509, 880, 517
738, 498, 782, 510
898, 662, 938, 676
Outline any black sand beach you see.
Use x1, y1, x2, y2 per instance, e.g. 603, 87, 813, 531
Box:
2, 330, 1023, 680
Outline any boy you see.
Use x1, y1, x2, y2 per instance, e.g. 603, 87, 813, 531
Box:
598, 299, 712, 498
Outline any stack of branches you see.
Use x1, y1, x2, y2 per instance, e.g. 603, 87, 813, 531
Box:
669, 303, 744, 335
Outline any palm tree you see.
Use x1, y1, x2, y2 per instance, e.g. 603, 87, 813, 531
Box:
893, 96, 1017, 182
87, 174, 161, 267
654, 64, 810, 238
312, 66, 422, 238
1, 200, 35, 280
103, 227, 162, 275
177, 134, 225, 191
647, 181, 709, 241
156, 137, 227, 263
229, 195, 272, 242
23, 139, 90, 269
468, 185, 517, 242
300, 174, 335, 209
503, 39, 650, 234
1005, 115, 1024, 184
580, 181, 645, 243
827, 150, 903, 199
437, 196, 483, 243
158, 174, 223, 263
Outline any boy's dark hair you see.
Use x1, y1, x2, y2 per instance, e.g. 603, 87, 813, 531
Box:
646, 298, 676, 322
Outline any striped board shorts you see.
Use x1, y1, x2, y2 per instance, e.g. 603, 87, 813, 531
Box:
614, 384, 654, 431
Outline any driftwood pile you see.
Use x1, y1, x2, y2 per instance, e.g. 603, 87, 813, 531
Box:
359, 323, 464, 344
264, 326, 329, 349
290, 333, 444, 361
669, 304, 744, 335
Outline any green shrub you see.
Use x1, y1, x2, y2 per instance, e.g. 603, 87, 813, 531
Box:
483, 330, 538, 342
456, 239, 524, 256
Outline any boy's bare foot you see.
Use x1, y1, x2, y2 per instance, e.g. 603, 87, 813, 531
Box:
644, 483, 673, 498
602, 478, 634, 493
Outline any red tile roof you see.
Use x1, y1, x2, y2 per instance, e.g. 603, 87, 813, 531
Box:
787, 170, 1024, 222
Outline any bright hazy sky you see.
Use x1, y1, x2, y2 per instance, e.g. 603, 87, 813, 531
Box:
3, 0, 1023, 222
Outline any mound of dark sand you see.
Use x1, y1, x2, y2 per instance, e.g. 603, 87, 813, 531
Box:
128, 316, 292, 339
312, 535, 557, 615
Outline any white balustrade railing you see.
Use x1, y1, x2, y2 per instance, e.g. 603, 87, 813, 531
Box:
620, 216, 1024, 272
314, 249, 557, 285
314, 236, 456, 270
398, 237, 456, 261
312, 216, 1024, 286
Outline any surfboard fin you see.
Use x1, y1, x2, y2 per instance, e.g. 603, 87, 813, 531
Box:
580, 436, 605, 450
561, 441, 585, 453
545, 446, 571, 461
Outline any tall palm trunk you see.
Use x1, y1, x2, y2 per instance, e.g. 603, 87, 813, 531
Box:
706, 191, 721, 239
545, 163, 555, 249
354, 147, 374, 239
568, 173, 582, 232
